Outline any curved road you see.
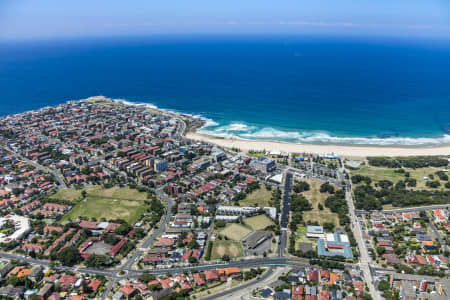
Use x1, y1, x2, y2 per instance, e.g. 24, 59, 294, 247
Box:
1, 145, 67, 188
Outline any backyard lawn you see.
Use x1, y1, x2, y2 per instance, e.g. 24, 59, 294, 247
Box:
59, 186, 149, 224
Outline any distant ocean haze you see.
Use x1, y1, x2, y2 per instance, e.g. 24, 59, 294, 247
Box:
0, 35, 449, 145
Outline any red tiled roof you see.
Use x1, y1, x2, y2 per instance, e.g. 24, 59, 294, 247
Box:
110, 239, 126, 257
120, 284, 135, 297
193, 273, 205, 286
88, 279, 101, 291
204, 269, 218, 281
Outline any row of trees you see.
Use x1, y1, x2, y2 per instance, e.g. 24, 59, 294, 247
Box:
354, 184, 450, 210
368, 156, 449, 169
324, 190, 350, 226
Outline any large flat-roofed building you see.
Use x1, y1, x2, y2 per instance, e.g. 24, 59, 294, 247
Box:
216, 205, 260, 216
306, 225, 324, 238
242, 231, 272, 250
211, 147, 226, 162
252, 157, 275, 173
215, 215, 240, 222
317, 232, 353, 259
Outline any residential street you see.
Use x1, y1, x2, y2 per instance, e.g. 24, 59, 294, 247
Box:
0, 145, 67, 188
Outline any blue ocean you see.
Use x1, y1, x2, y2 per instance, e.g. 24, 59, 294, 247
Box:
1, 35, 450, 146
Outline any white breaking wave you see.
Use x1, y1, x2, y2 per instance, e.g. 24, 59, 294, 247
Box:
212, 122, 257, 132
200, 125, 450, 146
100, 98, 450, 146
113, 98, 159, 110
202, 118, 219, 127
111, 98, 213, 128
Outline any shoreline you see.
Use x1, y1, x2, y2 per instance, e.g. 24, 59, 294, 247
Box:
81, 96, 450, 157
187, 131, 450, 157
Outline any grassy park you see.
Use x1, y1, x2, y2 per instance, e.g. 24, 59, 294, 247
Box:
351, 165, 446, 190
59, 186, 149, 224
210, 240, 243, 260
239, 185, 272, 207
220, 223, 252, 241
301, 179, 339, 226
244, 214, 274, 231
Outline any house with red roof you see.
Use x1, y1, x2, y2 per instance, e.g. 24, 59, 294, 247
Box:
147, 280, 160, 287
319, 290, 330, 300
143, 256, 162, 265
22, 243, 43, 253
416, 255, 427, 265
134, 282, 149, 296
354, 281, 365, 297
43, 225, 63, 235
120, 284, 136, 298
160, 278, 173, 289
88, 279, 102, 292
320, 270, 330, 281
307, 270, 318, 282
204, 269, 219, 282
434, 209, 447, 223
193, 273, 205, 286
402, 213, 412, 221
58, 275, 79, 288
181, 281, 192, 291
110, 239, 127, 257
292, 285, 304, 300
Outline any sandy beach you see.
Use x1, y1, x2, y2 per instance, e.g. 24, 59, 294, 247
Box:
187, 132, 450, 157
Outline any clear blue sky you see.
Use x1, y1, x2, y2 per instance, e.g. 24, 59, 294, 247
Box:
1, 0, 450, 40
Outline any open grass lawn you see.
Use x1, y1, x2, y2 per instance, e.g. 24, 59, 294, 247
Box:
220, 223, 252, 241
59, 186, 148, 224
407, 167, 447, 190
382, 204, 395, 210
296, 226, 307, 235
351, 165, 445, 190
246, 151, 266, 158
239, 185, 272, 207
211, 240, 243, 259
244, 214, 274, 231
302, 211, 339, 227
351, 165, 405, 183
301, 179, 339, 226
293, 226, 316, 251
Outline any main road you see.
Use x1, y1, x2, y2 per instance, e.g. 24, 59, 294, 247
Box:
199, 267, 276, 300
101, 186, 175, 298
356, 204, 450, 215
342, 162, 380, 300
279, 169, 293, 257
